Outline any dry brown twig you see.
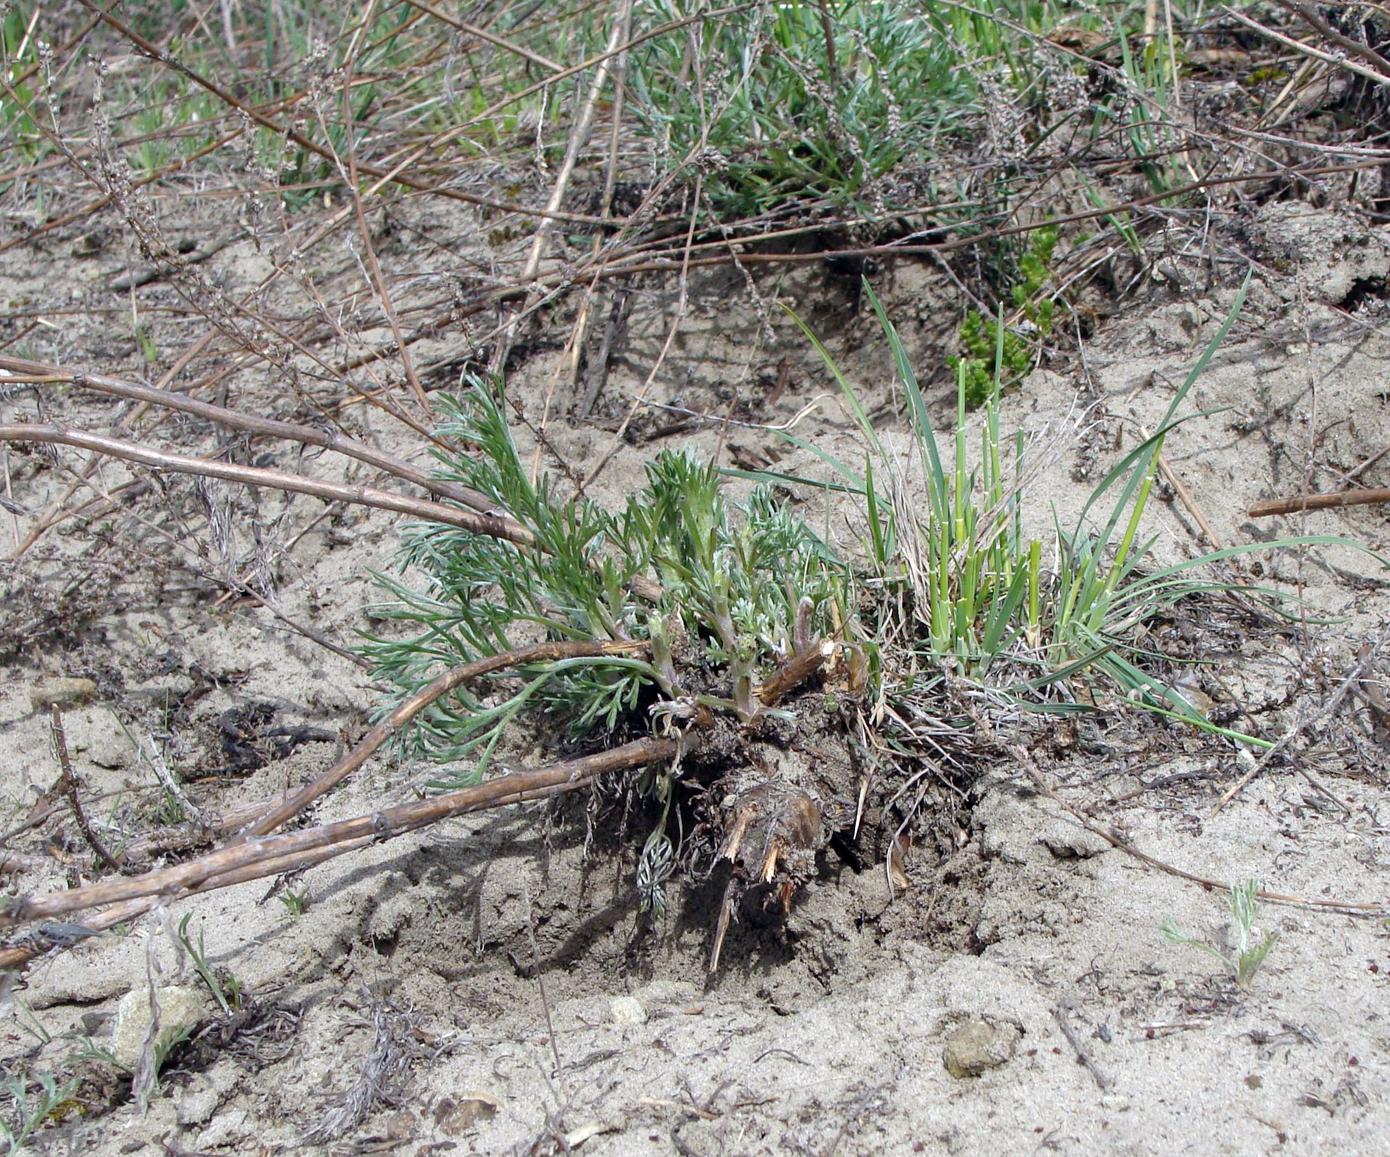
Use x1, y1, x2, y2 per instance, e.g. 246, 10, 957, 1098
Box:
0, 328, 221, 558
494, 0, 637, 382
334, 27, 431, 416
581, 172, 704, 491
1012, 744, 1387, 918
1231, 5, 1390, 90
0, 378, 666, 603
0, 627, 843, 969
0, 422, 535, 545
0, 355, 503, 515
49, 707, 122, 875
1210, 632, 1387, 815
404, 0, 564, 73
244, 639, 649, 838
1248, 487, 1390, 518
0, 736, 682, 936
564, 3, 637, 417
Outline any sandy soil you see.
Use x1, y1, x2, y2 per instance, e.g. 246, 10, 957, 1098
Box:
2, 175, 1390, 1157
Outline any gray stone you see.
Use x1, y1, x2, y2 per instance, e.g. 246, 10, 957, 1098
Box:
128, 674, 196, 706
175, 1076, 222, 1126
195, 1106, 250, 1151
943, 1018, 1020, 1079
609, 995, 647, 1025
110, 985, 210, 1070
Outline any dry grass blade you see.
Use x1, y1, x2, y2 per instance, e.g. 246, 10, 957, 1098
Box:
494, 1, 636, 378
307, 983, 426, 1143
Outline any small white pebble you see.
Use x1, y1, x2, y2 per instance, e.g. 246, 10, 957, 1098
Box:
609, 996, 647, 1025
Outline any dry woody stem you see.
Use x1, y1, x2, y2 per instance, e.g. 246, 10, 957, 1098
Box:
0, 354, 502, 514
0, 736, 682, 935
245, 639, 649, 838
1247, 487, 1390, 518
0, 634, 839, 964
0, 422, 533, 545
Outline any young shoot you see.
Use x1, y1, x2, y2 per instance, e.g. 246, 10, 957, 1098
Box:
1163, 879, 1279, 990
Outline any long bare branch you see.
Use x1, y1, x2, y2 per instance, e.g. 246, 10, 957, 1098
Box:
244, 639, 649, 838
0, 354, 502, 517
0, 422, 534, 546
1248, 487, 1390, 518
0, 736, 681, 932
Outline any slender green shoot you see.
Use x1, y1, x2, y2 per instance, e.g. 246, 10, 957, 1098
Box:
176, 914, 241, 1017
0, 1071, 79, 1155
1164, 879, 1279, 989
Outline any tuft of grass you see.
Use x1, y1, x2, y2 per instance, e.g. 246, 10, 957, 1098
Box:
775, 275, 1343, 740
368, 271, 1356, 797
1163, 878, 1279, 989
278, 886, 311, 920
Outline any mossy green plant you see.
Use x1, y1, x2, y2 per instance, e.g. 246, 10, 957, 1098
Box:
950, 225, 1058, 409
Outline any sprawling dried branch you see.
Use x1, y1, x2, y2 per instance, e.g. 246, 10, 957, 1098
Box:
0, 354, 501, 514
0, 422, 534, 545
245, 639, 649, 838
0, 735, 682, 934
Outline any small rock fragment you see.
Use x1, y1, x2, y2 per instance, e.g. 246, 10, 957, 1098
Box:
943, 1018, 1020, 1079
564, 1120, 617, 1148
609, 995, 647, 1025
30, 678, 97, 710
434, 1091, 501, 1135
176, 1076, 222, 1126
110, 985, 210, 1069
632, 980, 698, 1008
